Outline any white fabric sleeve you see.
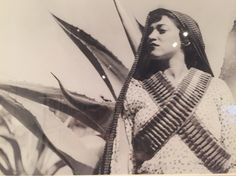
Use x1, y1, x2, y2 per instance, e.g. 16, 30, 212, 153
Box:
215, 78, 236, 172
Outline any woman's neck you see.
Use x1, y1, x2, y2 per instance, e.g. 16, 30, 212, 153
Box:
164, 52, 188, 86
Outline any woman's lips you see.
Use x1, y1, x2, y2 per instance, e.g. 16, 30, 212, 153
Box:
150, 43, 160, 47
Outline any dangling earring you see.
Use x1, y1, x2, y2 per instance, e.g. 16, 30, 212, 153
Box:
182, 40, 191, 46
181, 31, 191, 47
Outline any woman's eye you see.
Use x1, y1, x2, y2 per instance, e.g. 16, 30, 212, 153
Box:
158, 28, 167, 34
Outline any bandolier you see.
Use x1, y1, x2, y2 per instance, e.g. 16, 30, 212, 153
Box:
133, 68, 230, 173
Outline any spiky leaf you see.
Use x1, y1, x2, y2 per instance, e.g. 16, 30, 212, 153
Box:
0, 148, 13, 173
0, 135, 26, 175
0, 91, 102, 174
113, 0, 141, 55
52, 14, 117, 100
52, 14, 128, 83
0, 81, 115, 135
45, 160, 66, 175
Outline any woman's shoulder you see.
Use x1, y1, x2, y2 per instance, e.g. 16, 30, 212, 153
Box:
125, 78, 149, 104
207, 76, 235, 103
208, 77, 230, 92
193, 68, 226, 89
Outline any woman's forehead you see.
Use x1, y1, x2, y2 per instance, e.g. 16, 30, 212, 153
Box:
150, 15, 178, 28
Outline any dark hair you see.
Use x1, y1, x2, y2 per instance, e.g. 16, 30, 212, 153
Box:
133, 9, 213, 80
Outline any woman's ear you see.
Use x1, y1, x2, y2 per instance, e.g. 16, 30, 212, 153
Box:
180, 31, 191, 47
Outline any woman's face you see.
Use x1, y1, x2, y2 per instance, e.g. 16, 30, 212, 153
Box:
148, 15, 183, 60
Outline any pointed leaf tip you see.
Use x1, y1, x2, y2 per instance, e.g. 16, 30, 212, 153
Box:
50, 72, 59, 82
51, 13, 60, 22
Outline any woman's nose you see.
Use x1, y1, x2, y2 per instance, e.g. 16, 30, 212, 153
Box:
149, 30, 159, 39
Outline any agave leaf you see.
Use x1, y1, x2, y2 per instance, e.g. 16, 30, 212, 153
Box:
0, 148, 13, 172
0, 163, 11, 175
52, 14, 128, 84
35, 140, 52, 174
45, 160, 66, 175
36, 140, 46, 161
0, 93, 62, 170
70, 27, 128, 83
0, 81, 115, 134
32, 168, 42, 175
35, 139, 69, 175
0, 110, 13, 134
0, 91, 102, 174
35, 143, 51, 173
113, 0, 141, 55
0, 135, 26, 175
219, 20, 236, 99
83, 44, 128, 84
51, 73, 114, 133
73, 31, 128, 83
135, 18, 144, 33
52, 14, 117, 100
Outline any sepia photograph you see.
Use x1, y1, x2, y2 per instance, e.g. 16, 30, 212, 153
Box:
0, 0, 236, 175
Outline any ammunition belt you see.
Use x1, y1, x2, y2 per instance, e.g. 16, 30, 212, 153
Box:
178, 117, 230, 173
133, 68, 230, 173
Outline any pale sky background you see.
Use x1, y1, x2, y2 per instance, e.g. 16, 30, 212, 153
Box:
0, 0, 236, 100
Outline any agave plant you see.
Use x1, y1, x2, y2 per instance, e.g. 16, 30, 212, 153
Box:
0, 0, 236, 175
0, 107, 68, 175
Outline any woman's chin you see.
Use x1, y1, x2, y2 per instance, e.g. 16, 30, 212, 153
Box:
149, 54, 165, 61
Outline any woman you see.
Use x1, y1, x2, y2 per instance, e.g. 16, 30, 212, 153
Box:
97, 8, 236, 174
